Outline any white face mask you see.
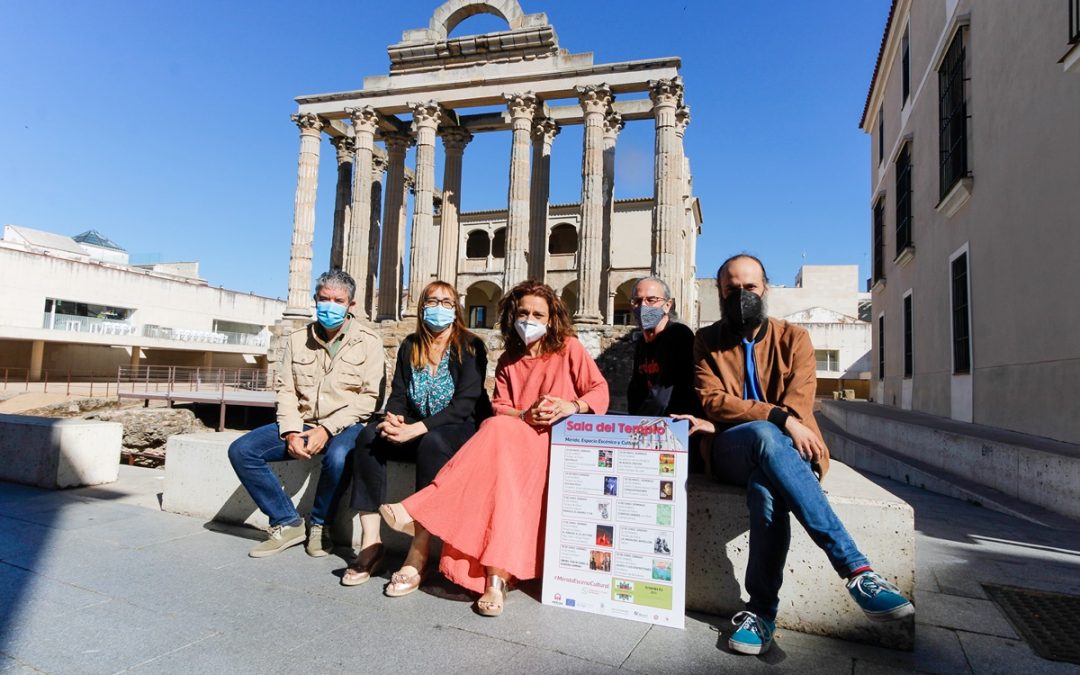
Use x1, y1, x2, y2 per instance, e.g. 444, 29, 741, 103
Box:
514, 319, 547, 346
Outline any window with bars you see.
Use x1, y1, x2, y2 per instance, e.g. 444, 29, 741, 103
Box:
951, 253, 971, 374
903, 294, 913, 378
815, 349, 841, 372
895, 144, 913, 254
873, 198, 885, 283
939, 28, 969, 199
902, 28, 911, 104
878, 315, 886, 379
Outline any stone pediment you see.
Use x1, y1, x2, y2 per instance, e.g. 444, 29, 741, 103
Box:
389, 0, 561, 73
782, 307, 863, 324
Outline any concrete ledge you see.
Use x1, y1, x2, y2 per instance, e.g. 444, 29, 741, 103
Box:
821, 399, 1080, 521
0, 413, 122, 488
685, 461, 915, 650
162, 432, 414, 548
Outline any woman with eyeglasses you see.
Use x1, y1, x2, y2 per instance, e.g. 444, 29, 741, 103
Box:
340, 280, 492, 588
378, 280, 609, 616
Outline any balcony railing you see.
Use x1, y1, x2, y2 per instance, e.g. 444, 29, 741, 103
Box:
1072, 0, 1080, 44
41, 312, 269, 348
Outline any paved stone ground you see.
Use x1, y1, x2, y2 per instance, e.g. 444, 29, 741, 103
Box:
1, 467, 1078, 674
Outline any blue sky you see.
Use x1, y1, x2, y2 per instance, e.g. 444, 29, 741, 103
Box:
0, 1, 891, 300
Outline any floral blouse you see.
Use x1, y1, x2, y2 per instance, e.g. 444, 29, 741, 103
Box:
407, 350, 455, 418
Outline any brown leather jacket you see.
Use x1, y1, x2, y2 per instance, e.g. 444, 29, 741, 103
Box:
275, 317, 385, 438
693, 317, 830, 477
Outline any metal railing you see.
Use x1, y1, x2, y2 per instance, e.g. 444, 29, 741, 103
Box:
0, 366, 116, 397
40, 312, 269, 348
115, 365, 271, 393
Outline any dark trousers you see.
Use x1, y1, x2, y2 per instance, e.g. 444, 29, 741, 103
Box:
349, 421, 476, 512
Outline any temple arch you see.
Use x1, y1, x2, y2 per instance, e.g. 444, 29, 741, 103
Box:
430, 0, 525, 40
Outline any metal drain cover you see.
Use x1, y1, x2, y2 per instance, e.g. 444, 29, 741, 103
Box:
984, 583, 1080, 664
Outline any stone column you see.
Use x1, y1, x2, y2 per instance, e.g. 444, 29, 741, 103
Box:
528, 117, 559, 282
129, 346, 141, 370
366, 155, 386, 320
329, 136, 354, 270
573, 84, 612, 324
503, 93, 537, 289
600, 111, 623, 324
284, 112, 324, 320
377, 132, 413, 321
649, 77, 684, 286
675, 104, 692, 320
437, 127, 472, 287
344, 106, 379, 313
29, 339, 44, 381
405, 101, 442, 316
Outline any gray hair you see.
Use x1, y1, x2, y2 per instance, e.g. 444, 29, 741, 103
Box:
314, 270, 356, 301
632, 276, 672, 300
632, 276, 678, 320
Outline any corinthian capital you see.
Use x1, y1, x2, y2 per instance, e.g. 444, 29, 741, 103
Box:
504, 92, 539, 120
291, 112, 325, 132
648, 77, 684, 108
409, 101, 442, 131
531, 117, 560, 145
575, 84, 613, 116
382, 131, 415, 155
603, 111, 625, 138
439, 126, 473, 153
330, 135, 356, 163
676, 105, 692, 135
346, 106, 380, 134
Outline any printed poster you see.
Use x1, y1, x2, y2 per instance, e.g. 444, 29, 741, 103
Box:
542, 414, 689, 628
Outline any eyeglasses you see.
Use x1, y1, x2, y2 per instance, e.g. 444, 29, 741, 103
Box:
629, 296, 667, 307
423, 298, 456, 309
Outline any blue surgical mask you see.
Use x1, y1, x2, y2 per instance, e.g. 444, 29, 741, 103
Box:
316, 301, 348, 330
423, 305, 455, 332
634, 305, 667, 331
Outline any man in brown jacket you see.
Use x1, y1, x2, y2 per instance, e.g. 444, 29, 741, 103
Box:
228, 270, 384, 558
676, 254, 912, 656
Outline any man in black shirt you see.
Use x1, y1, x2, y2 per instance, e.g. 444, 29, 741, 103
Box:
626, 277, 703, 469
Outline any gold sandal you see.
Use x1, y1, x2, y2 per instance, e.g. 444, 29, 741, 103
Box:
385, 565, 425, 597
476, 575, 508, 617
341, 543, 385, 587
379, 503, 416, 536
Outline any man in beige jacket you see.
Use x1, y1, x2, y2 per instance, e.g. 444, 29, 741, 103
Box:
229, 270, 384, 558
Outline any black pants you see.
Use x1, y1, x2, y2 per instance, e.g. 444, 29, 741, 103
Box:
349, 420, 477, 512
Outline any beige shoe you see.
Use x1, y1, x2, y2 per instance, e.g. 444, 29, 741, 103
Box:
379, 503, 416, 536
476, 575, 508, 617
341, 544, 385, 586
249, 522, 306, 558
305, 523, 334, 557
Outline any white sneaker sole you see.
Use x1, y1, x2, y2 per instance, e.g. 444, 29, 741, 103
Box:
864, 601, 915, 622
729, 638, 771, 655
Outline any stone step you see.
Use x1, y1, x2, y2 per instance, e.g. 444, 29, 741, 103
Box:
817, 413, 1080, 531
818, 399, 1080, 522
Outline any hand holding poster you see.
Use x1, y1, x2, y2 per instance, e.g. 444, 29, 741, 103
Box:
541, 414, 689, 628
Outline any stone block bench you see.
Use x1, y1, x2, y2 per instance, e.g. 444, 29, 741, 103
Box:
162, 432, 415, 549
0, 414, 123, 489
163, 432, 914, 649
685, 460, 915, 650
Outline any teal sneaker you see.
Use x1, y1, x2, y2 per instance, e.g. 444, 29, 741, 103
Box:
728, 610, 775, 655
847, 571, 914, 621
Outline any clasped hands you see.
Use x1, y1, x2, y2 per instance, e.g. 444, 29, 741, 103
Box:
520, 395, 580, 427
377, 413, 427, 444
670, 413, 826, 463
284, 426, 330, 460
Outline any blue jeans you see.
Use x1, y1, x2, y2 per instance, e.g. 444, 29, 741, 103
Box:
710, 421, 870, 621
228, 422, 363, 527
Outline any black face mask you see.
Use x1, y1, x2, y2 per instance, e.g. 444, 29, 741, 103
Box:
722, 289, 766, 333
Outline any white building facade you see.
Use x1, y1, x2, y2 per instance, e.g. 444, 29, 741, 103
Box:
0, 225, 284, 379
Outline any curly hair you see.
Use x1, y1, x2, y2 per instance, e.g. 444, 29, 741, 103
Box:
411, 280, 476, 370
497, 280, 575, 357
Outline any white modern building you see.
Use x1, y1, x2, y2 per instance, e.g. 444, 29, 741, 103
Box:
0, 225, 285, 379
698, 265, 872, 395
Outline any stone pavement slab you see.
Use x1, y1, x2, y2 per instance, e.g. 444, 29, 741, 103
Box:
3, 465, 1080, 673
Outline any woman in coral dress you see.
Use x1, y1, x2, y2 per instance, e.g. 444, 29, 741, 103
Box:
379, 280, 610, 616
